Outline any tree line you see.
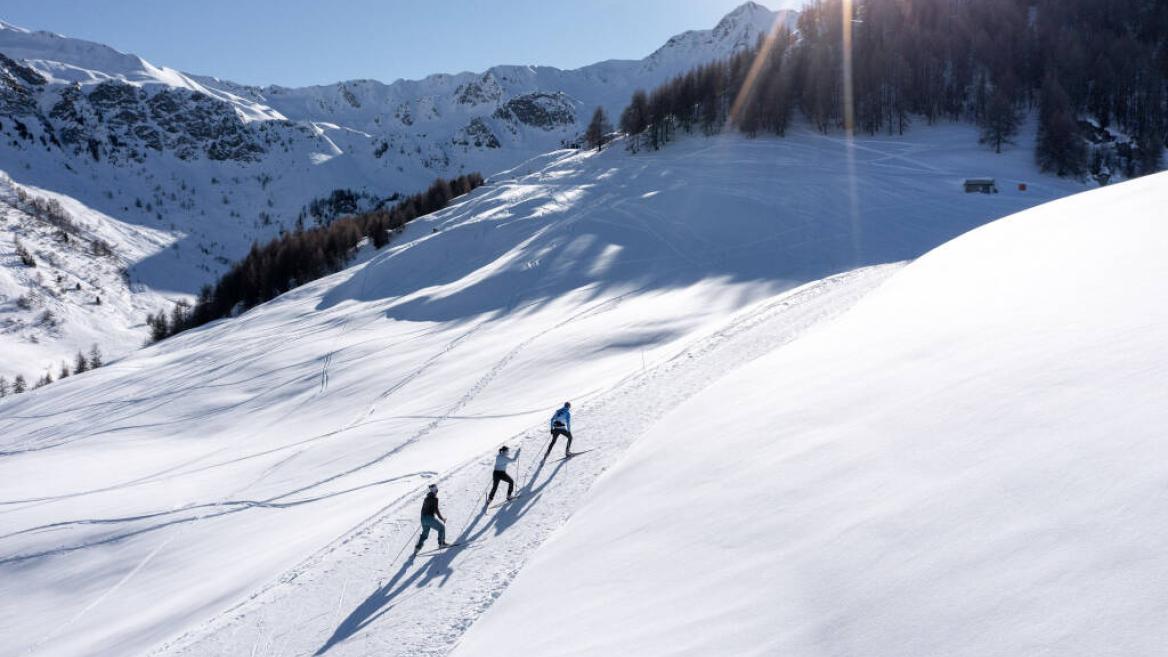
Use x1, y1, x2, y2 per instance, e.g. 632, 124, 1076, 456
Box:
0, 344, 104, 400
149, 172, 485, 342
616, 0, 1167, 178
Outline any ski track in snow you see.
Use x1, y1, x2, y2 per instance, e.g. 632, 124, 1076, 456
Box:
153, 263, 900, 657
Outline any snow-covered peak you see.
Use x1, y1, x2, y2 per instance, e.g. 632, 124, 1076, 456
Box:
0, 21, 284, 121
0, 21, 155, 84
715, 1, 782, 33
641, 2, 797, 75
0, 19, 31, 34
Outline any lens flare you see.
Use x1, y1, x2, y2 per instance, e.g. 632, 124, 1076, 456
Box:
841, 0, 863, 266
726, 13, 789, 129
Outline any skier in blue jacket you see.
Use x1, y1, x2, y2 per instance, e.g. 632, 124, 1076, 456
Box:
546, 402, 573, 458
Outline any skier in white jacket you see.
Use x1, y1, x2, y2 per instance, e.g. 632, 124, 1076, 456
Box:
487, 445, 521, 503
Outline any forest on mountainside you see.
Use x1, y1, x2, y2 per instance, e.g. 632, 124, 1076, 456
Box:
150, 173, 485, 342
619, 0, 1168, 179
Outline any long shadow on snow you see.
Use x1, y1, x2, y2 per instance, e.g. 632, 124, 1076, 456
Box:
311, 166, 943, 325
480, 450, 570, 540
315, 456, 570, 654
0, 472, 432, 562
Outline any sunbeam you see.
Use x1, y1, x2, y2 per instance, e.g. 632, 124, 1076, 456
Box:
726, 11, 792, 129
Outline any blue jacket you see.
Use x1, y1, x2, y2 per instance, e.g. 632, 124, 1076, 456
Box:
550, 407, 571, 431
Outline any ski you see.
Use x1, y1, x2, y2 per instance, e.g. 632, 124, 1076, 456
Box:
488, 494, 525, 509
415, 542, 466, 557
551, 449, 595, 462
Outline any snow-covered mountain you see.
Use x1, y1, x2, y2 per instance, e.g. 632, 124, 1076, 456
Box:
0, 124, 1092, 657
0, 3, 794, 376
0, 172, 174, 380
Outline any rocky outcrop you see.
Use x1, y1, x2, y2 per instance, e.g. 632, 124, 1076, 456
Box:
493, 92, 576, 131
40, 80, 268, 162
454, 117, 501, 149
0, 52, 45, 115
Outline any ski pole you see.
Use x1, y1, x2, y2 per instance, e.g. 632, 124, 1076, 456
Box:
521, 434, 552, 489
513, 448, 521, 498
387, 525, 420, 572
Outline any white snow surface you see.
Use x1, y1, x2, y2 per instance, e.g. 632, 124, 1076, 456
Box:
0, 128, 1092, 657
453, 172, 1168, 657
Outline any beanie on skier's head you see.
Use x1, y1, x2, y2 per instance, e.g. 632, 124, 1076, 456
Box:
428, 484, 438, 493
564, 402, 571, 408
499, 446, 508, 452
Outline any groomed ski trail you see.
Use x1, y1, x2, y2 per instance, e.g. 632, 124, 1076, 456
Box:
152, 263, 901, 657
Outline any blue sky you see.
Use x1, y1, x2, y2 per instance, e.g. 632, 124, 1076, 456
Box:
1, 0, 803, 87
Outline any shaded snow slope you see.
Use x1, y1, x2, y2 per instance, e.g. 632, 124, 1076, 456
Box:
452, 172, 1168, 657
1, 127, 1082, 657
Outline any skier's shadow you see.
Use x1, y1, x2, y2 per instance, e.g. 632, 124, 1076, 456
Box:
479, 450, 569, 539
315, 503, 491, 654
315, 448, 572, 653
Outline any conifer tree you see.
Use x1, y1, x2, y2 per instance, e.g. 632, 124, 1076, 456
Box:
1036, 74, 1087, 176
75, 351, 89, 374
13, 375, 26, 394
170, 300, 190, 335
585, 106, 613, 151
619, 90, 650, 152
88, 344, 103, 369
980, 89, 1020, 154
147, 312, 170, 343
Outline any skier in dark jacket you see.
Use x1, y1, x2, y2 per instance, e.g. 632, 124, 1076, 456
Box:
414, 483, 448, 553
487, 445, 521, 504
546, 402, 573, 458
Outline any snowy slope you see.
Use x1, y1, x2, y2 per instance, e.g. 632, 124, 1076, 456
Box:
0, 173, 176, 380
0, 125, 1084, 657
453, 172, 1168, 657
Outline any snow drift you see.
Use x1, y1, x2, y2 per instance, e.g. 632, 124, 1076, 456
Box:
452, 171, 1168, 657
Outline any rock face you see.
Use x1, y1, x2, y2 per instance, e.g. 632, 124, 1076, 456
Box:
0, 52, 45, 115
43, 80, 270, 163
494, 92, 577, 131
455, 117, 501, 149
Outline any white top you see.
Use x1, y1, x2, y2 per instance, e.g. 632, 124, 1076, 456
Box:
493, 448, 520, 472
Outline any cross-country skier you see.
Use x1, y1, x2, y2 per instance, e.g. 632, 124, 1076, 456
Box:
546, 402, 573, 458
487, 445, 521, 504
414, 483, 448, 553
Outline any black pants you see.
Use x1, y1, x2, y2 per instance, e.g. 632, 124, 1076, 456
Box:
488, 470, 514, 500
547, 428, 573, 455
